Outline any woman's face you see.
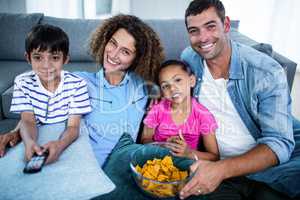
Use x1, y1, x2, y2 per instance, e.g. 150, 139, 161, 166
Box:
103, 28, 136, 73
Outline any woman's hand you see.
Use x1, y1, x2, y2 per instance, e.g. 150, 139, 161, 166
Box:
42, 140, 64, 164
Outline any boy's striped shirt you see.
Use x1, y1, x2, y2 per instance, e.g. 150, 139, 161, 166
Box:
10, 70, 91, 124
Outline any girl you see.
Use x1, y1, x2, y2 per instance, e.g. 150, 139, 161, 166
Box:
141, 60, 219, 161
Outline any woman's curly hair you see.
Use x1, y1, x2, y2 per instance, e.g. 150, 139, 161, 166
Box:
89, 14, 165, 82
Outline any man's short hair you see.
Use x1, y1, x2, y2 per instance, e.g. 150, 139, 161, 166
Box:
185, 0, 226, 26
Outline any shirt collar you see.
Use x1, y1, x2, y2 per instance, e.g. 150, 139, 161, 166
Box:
228, 40, 244, 80
96, 68, 130, 88
35, 70, 65, 96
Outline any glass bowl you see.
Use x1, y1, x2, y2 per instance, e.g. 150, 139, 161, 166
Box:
130, 142, 194, 198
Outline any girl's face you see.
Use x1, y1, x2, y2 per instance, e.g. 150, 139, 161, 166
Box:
159, 65, 196, 105
103, 28, 136, 73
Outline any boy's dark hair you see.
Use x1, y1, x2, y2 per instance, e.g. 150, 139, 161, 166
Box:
185, 0, 225, 26
157, 59, 193, 83
25, 24, 69, 60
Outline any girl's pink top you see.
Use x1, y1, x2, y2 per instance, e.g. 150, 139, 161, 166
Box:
144, 98, 218, 149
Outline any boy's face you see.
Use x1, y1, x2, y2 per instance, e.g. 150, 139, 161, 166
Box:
159, 65, 196, 105
27, 49, 68, 88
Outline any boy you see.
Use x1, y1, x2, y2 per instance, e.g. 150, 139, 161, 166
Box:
9, 24, 91, 164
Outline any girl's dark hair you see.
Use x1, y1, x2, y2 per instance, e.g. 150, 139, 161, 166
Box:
25, 24, 69, 60
90, 14, 165, 82
157, 59, 193, 83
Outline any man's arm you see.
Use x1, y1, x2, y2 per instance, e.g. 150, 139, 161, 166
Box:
179, 144, 278, 199
219, 143, 278, 178
42, 115, 81, 164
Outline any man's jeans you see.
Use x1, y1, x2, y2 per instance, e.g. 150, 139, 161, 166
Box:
205, 117, 300, 200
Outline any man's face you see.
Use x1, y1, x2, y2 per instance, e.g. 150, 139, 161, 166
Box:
186, 7, 230, 60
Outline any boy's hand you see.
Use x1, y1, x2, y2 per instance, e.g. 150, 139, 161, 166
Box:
42, 140, 64, 164
24, 141, 43, 161
0, 131, 21, 157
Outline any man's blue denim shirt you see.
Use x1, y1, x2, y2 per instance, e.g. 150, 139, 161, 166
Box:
181, 40, 295, 165
74, 69, 148, 166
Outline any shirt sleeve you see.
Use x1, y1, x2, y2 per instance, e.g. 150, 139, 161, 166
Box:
255, 65, 294, 164
196, 103, 218, 135
143, 103, 162, 129
10, 78, 34, 113
69, 79, 92, 115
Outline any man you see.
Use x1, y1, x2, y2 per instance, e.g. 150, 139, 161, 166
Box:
179, 0, 300, 199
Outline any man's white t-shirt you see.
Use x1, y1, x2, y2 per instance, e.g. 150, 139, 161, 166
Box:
198, 61, 256, 159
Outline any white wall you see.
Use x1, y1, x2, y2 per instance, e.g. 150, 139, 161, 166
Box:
223, 0, 300, 68
130, 0, 191, 19
222, 0, 275, 43
26, 0, 82, 19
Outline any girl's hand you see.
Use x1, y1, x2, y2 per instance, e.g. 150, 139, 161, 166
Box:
166, 136, 191, 158
24, 141, 43, 161
147, 98, 160, 112
42, 140, 64, 164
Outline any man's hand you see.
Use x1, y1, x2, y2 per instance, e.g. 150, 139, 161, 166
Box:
179, 160, 225, 199
42, 140, 64, 164
0, 131, 21, 157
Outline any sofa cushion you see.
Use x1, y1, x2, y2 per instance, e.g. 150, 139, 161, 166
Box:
0, 61, 31, 119
40, 17, 240, 63
41, 16, 102, 62
64, 61, 98, 72
0, 119, 19, 134
145, 19, 240, 60
2, 86, 18, 119
250, 43, 296, 91
230, 30, 297, 91
251, 43, 273, 56
0, 121, 115, 200
0, 61, 31, 94
0, 13, 43, 60
145, 19, 190, 60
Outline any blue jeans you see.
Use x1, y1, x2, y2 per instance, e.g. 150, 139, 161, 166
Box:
203, 117, 300, 200
249, 117, 300, 198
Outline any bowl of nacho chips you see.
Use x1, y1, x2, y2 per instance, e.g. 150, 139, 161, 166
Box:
130, 142, 194, 198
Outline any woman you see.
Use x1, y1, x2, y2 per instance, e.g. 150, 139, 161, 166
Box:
77, 14, 164, 166
0, 14, 165, 167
